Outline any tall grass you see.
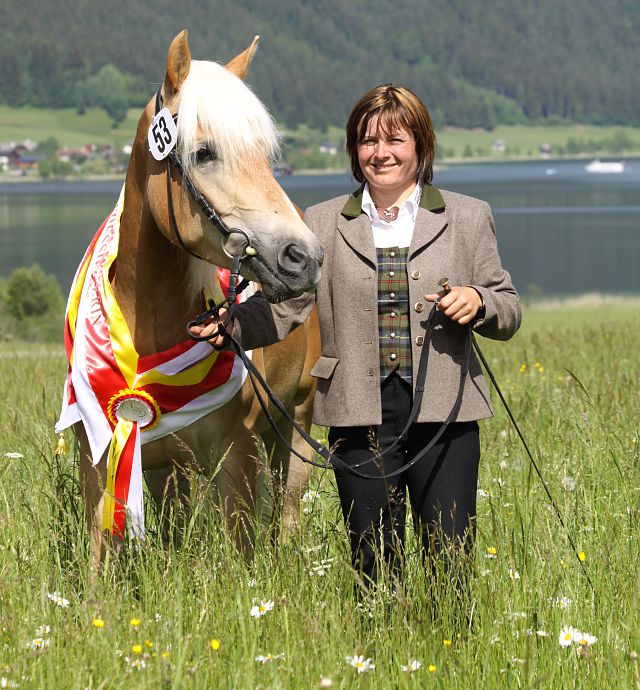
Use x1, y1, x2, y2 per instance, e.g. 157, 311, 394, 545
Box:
1, 306, 639, 688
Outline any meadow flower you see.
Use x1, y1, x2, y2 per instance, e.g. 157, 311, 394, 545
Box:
255, 652, 285, 663
309, 559, 334, 576
210, 639, 220, 651
1, 677, 19, 688
92, 618, 105, 628
400, 659, 422, 672
144, 640, 153, 648
302, 490, 320, 502
477, 489, 490, 498
3, 452, 23, 459
508, 568, 521, 580
250, 600, 274, 618
561, 476, 576, 491
578, 551, 586, 562
27, 638, 50, 652
246, 579, 256, 589
443, 639, 453, 648
347, 655, 375, 673
130, 618, 140, 627
428, 664, 437, 673
161, 651, 171, 659
131, 644, 143, 655
125, 657, 147, 670
549, 596, 573, 609
47, 591, 69, 608
35, 625, 50, 637
574, 631, 597, 647
319, 678, 333, 688
559, 626, 578, 647
485, 546, 497, 559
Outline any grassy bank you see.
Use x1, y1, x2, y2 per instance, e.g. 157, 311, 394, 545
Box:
1, 304, 639, 688
2, 105, 640, 168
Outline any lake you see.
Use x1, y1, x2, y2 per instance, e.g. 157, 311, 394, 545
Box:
1, 159, 639, 298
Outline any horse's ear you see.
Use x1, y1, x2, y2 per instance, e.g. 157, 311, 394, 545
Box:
225, 35, 260, 79
164, 30, 192, 97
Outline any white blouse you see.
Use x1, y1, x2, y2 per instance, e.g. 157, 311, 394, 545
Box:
361, 183, 422, 248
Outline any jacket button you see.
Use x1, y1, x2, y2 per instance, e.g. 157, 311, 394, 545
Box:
415, 335, 424, 346
411, 270, 421, 280
389, 270, 395, 277
389, 353, 397, 361
390, 311, 396, 318
390, 251, 396, 258
414, 302, 424, 313
389, 292, 395, 299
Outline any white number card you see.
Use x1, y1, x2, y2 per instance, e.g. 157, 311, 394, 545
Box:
148, 108, 178, 161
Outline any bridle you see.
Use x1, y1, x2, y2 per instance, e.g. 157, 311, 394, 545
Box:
153, 88, 252, 338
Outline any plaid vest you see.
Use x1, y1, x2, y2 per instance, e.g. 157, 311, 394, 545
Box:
377, 246, 411, 383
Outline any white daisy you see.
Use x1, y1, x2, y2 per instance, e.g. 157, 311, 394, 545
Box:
347, 654, 375, 673
250, 600, 274, 618
255, 652, 285, 663
559, 626, 578, 647
47, 592, 70, 608
3, 452, 23, 459
401, 659, 422, 672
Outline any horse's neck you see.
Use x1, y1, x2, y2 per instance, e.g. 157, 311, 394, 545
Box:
113, 171, 205, 357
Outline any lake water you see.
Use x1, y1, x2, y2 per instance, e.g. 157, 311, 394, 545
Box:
1, 159, 639, 298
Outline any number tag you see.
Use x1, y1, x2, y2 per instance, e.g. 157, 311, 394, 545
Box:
148, 107, 178, 161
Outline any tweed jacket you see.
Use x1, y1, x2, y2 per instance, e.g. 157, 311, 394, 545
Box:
233, 184, 522, 427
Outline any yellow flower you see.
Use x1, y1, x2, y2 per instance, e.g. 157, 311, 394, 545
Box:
486, 546, 497, 558
578, 551, 586, 562
132, 644, 143, 655
428, 664, 437, 673
92, 618, 105, 628
161, 651, 171, 659
144, 640, 153, 648
443, 639, 452, 648
210, 639, 221, 651
130, 617, 140, 627
519, 363, 527, 373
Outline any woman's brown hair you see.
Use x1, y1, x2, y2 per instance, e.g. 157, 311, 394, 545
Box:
345, 84, 436, 184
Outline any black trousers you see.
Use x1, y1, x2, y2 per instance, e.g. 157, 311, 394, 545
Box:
329, 373, 480, 586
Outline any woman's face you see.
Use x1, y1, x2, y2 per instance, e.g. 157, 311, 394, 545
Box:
357, 116, 419, 197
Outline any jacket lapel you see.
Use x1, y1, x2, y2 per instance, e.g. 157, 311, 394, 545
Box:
338, 183, 447, 264
409, 185, 448, 259
338, 186, 377, 265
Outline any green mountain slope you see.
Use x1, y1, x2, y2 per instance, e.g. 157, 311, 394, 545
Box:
0, 0, 638, 128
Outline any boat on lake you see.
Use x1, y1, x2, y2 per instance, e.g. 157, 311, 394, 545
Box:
585, 159, 625, 174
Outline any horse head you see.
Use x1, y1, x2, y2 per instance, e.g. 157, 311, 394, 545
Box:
142, 30, 323, 303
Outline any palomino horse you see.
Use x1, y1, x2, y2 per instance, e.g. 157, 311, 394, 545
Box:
56, 31, 322, 576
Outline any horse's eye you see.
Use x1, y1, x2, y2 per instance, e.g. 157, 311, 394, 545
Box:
195, 147, 215, 163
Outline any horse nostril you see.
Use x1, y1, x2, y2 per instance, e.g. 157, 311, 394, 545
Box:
277, 243, 308, 274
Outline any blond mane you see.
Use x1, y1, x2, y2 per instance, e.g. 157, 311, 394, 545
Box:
177, 60, 280, 173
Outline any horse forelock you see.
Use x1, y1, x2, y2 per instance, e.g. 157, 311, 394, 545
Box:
177, 60, 280, 173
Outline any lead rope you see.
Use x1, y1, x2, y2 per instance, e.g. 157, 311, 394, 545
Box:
471, 336, 595, 593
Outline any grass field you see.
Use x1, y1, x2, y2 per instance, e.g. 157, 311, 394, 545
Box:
1, 304, 640, 688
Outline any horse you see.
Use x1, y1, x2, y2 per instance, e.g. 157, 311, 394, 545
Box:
56, 30, 323, 578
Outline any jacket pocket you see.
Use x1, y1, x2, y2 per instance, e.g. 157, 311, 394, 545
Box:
310, 356, 339, 379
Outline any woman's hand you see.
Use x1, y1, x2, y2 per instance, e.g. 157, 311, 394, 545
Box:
188, 307, 234, 348
424, 286, 484, 325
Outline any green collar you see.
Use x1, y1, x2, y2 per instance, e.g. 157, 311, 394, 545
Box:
340, 183, 445, 219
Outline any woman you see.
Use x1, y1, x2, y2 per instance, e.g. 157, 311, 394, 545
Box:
194, 84, 521, 590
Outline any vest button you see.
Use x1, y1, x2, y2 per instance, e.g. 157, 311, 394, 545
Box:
390, 332, 396, 338
389, 292, 395, 298
411, 270, 421, 280
390, 311, 396, 318
415, 335, 424, 346
389, 271, 395, 277
414, 302, 424, 313
390, 251, 396, 258
389, 353, 397, 361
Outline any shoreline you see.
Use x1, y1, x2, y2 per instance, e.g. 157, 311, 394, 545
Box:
2, 153, 638, 185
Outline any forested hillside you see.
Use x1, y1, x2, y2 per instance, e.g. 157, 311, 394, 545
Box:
1, 0, 638, 129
